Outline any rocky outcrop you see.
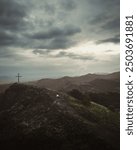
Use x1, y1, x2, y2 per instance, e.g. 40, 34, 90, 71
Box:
0, 83, 119, 150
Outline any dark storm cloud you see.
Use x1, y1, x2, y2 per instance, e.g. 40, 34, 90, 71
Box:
28, 25, 81, 50
88, 0, 119, 41
29, 26, 81, 40
89, 15, 109, 25
101, 17, 120, 33
0, 0, 120, 50
0, 31, 17, 46
88, 0, 119, 8
60, 0, 76, 10
0, 0, 27, 30
90, 15, 120, 34
44, 3, 56, 14
0, 30, 27, 48
96, 35, 120, 44
0, 0, 28, 48
33, 37, 77, 50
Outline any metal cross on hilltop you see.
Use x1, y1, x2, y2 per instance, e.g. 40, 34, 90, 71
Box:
16, 73, 22, 83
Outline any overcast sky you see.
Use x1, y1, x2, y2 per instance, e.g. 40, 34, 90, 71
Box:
0, 0, 119, 83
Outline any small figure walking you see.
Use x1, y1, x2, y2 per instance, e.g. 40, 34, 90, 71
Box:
16, 73, 22, 83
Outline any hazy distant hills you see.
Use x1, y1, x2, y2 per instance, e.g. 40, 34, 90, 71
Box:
35, 72, 120, 93
0, 72, 120, 94
0, 83, 119, 150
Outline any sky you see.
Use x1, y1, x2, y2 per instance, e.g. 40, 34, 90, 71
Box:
0, 0, 120, 83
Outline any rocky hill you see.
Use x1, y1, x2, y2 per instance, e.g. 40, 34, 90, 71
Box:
34, 72, 120, 112
0, 83, 11, 93
0, 83, 119, 150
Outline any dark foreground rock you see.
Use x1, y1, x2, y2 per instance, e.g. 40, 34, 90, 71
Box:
0, 83, 119, 150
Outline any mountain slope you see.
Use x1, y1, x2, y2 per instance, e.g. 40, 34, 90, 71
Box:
0, 83, 119, 150
35, 72, 120, 93
0, 83, 11, 93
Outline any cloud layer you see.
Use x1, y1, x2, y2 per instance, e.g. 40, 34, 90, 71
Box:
0, 0, 120, 81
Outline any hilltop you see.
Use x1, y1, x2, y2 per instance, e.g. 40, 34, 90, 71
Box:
0, 83, 119, 150
0, 72, 120, 111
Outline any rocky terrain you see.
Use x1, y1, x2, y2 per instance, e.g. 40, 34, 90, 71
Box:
35, 72, 120, 112
0, 83, 119, 150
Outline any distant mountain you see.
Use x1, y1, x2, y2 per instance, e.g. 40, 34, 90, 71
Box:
0, 72, 120, 94
0, 83, 119, 150
35, 72, 120, 93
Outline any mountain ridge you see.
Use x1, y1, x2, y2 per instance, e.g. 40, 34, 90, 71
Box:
0, 72, 120, 94
35, 72, 120, 93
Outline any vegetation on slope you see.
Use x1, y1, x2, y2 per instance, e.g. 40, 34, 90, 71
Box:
0, 83, 119, 150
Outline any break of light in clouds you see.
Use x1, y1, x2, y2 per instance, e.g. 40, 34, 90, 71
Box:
0, 0, 119, 83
